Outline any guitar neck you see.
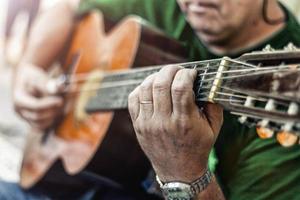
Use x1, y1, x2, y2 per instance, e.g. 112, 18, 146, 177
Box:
85, 53, 300, 132
85, 58, 225, 112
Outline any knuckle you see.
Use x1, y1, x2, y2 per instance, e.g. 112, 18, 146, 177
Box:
175, 118, 192, 134
133, 122, 144, 135
153, 81, 168, 92
151, 120, 169, 136
134, 119, 156, 136
128, 88, 139, 102
140, 81, 152, 91
140, 74, 155, 91
160, 124, 170, 136
171, 83, 190, 96
128, 92, 135, 104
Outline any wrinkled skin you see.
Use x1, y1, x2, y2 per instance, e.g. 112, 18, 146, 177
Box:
128, 66, 223, 182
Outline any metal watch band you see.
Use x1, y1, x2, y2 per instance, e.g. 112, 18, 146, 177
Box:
190, 170, 212, 196
156, 169, 213, 197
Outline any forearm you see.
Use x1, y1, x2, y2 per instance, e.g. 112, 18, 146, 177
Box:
196, 176, 225, 200
21, 1, 78, 69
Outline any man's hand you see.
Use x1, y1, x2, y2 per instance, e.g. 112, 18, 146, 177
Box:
11, 0, 77, 131
128, 65, 223, 182
14, 63, 64, 131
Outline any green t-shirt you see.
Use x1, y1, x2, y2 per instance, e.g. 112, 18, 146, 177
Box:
79, 0, 300, 199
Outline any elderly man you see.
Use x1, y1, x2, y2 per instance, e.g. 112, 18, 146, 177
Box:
1, 0, 300, 199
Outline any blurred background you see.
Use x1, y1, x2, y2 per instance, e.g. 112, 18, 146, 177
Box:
0, 0, 299, 185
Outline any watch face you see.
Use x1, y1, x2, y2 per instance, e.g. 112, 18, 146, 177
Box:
163, 183, 192, 200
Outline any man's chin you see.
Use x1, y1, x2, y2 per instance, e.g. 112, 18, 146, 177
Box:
195, 31, 234, 55
196, 31, 226, 46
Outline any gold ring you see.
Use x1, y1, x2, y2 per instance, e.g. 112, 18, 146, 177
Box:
140, 100, 153, 104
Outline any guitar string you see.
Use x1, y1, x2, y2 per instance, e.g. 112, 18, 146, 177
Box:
62, 64, 277, 84
199, 67, 300, 83
59, 63, 222, 84
67, 80, 292, 109
198, 90, 290, 107
60, 63, 297, 88
58, 58, 257, 84
60, 65, 299, 94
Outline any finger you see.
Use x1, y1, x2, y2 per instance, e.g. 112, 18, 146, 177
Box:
24, 65, 65, 97
29, 119, 56, 131
153, 65, 181, 116
202, 103, 223, 136
14, 93, 63, 112
19, 108, 60, 124
139, 74, 156, 119
46, 77, 66, 95
171, 69, 197, 116
128, 86, 140, 121
24, 66, 51, 96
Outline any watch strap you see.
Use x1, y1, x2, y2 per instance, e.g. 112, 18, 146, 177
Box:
190, 169, 212, 196
156, 169, 213, 197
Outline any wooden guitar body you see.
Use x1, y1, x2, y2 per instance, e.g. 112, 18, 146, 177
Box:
20, 12, 186, 188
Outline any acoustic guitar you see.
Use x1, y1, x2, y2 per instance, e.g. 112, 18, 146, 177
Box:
20, 11, 300, 188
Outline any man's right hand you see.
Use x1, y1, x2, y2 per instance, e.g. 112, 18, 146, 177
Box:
13, 63, 64, 131
12, 0, 79, 131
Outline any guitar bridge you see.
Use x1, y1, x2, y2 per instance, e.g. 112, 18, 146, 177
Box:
208, 57, 230, 102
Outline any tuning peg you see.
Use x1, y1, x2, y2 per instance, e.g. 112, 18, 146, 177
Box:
262, 44, 275, 52
276, 131, 298, 147
287, 102, 299, 115
239, 96, 255, 124
281, 102, 299, 133
256, 99, 276, 139
275, 102, 300, 147
256, 118, 274, 139
277, 122, 298, 147
256, 126, 274, 139
283, 42, 299, 51
256, 120, 274, 139
238, 116, 247, 124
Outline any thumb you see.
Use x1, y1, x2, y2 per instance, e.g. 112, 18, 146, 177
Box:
20, 63, 52, 97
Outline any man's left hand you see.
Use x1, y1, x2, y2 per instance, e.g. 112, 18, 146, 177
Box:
128, 65, 223, 182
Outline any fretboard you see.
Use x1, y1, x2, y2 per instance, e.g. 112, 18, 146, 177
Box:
85, 57, 247, 112
85, 56, 300, 114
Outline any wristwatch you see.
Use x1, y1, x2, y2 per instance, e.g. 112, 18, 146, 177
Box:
156, 169, 212, 200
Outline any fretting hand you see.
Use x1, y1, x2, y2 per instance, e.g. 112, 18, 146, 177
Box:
128, 65, 223, 182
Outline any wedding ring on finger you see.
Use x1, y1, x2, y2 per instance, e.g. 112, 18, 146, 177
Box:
140, 100, 153, 104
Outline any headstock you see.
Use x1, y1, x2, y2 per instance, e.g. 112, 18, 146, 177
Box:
196, 43, 300, 147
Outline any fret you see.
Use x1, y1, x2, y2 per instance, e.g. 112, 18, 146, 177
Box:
87, 57, 278, 111
86, 58, 225, 111
194, 63, 209, 105
85, 55, 300, 128
101, 58, 223, 84
81, 47, 300, 146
